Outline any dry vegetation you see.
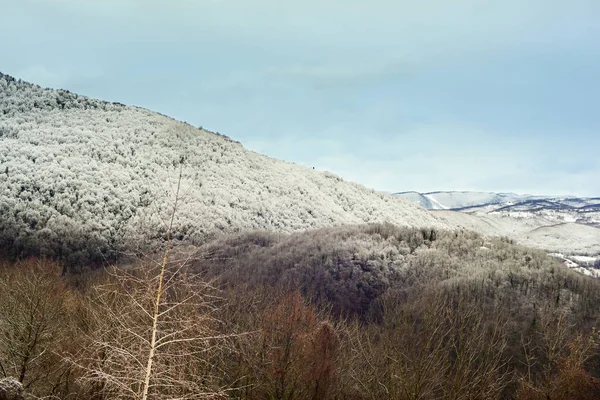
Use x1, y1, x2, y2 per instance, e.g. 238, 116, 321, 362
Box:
1, 224, 600, 399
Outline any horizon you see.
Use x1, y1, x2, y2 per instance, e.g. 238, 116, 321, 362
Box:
2, 0, 599, 197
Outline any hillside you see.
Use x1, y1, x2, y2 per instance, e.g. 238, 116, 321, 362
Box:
396, 191, 600, 227
395, 191, 532, 210
191, 223, 592, 316
393, 191, 447, 210
0, 73, 446, 266
397, 190, 600, 257
4, 224, 600, 399
433, 210, 600, 256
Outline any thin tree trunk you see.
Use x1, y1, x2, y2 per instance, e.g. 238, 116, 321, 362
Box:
140, 166, 182, 400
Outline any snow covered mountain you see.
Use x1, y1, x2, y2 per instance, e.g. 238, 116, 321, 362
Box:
396, 190, 600, 274
0, 72, 447, 265
392, 191, 448, 210
2, 72, 597, 274
396, 191, 539, 210
395, 191, 600, 229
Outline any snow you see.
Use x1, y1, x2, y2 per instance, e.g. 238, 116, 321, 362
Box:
423, 194, 449, 210
394, 191, 447, 210
420, 191, 531, 210
571, 255, 599, 264
549, 253, 600, 278
0, 72, 449, 257
434, 210, 600, 255
397, 190, 600, 258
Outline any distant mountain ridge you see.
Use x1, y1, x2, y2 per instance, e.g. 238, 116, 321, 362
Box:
396, 190, 600, 270
395, 191, 539, 210
395, 191, 600, 227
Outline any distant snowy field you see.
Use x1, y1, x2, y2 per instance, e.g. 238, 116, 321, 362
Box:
395, 191, 535, 210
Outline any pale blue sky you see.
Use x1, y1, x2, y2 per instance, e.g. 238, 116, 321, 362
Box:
2, 0, 599, 196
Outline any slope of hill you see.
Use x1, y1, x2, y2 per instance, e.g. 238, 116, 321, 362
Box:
432, 210, 600, 256
427, 191, 531, 210
393, 191, 446, 210
491, 199, 600, 227
397, 190, 600, 257
0, 73, 447, 266
395, 191, 600, 227
395, 191, 534, 210
191, 223, 593, 317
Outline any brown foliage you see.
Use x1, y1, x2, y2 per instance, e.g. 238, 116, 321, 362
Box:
229, 291, 342, 400
0, 258, 79, 397
72, 262, 230, 400
517, 333, 600, 400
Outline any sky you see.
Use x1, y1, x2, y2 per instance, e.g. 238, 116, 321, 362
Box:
1, 0, 599, 196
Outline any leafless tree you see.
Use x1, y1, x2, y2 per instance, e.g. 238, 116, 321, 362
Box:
0, 258, 75, 396
72, 166, 235, 399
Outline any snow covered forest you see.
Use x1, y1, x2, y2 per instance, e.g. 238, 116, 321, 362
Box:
0, 73, 445, 266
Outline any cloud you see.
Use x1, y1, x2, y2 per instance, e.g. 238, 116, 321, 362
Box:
17, 0, 598, 50
266, 58, 414, 90
242, 123, 600, 197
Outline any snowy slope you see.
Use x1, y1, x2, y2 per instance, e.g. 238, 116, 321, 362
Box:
395, 191, 533, 210
394, 191, 446, 210
396, 191, 600, 228
0, 73, 447, 263
549, 253, 600, 278
433, 210, 600, 255
398, 190, 600, 255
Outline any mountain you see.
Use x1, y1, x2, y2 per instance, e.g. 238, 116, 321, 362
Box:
392, 191, 448, 210
0, 73, 447, 266
396, 190, 600, 274
395, 191, 541, 210
395, 191, 600, 226
2, 72, 598, 274
191, 223, 589, 316
432, 210, 600, 255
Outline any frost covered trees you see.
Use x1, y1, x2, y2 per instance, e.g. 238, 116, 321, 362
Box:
0, 72, 444, 268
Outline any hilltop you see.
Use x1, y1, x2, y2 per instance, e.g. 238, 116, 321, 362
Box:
0, 72, 446, 266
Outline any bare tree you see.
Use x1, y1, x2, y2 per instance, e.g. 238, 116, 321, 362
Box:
441, 296, 509, 400
517, 309, 600, 399
346, 289, 509, 400
73, 166, 234, 399
0, 258, 75, 396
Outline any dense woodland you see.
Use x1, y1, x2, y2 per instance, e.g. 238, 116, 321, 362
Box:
1, 224, 600, 399
0, 73, 445, 270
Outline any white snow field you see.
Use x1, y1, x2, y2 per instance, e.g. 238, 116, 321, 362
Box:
398, 191, 600, 258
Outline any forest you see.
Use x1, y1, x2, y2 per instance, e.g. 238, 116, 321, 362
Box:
2, 74, 600, 399
1, 223, 600, 399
